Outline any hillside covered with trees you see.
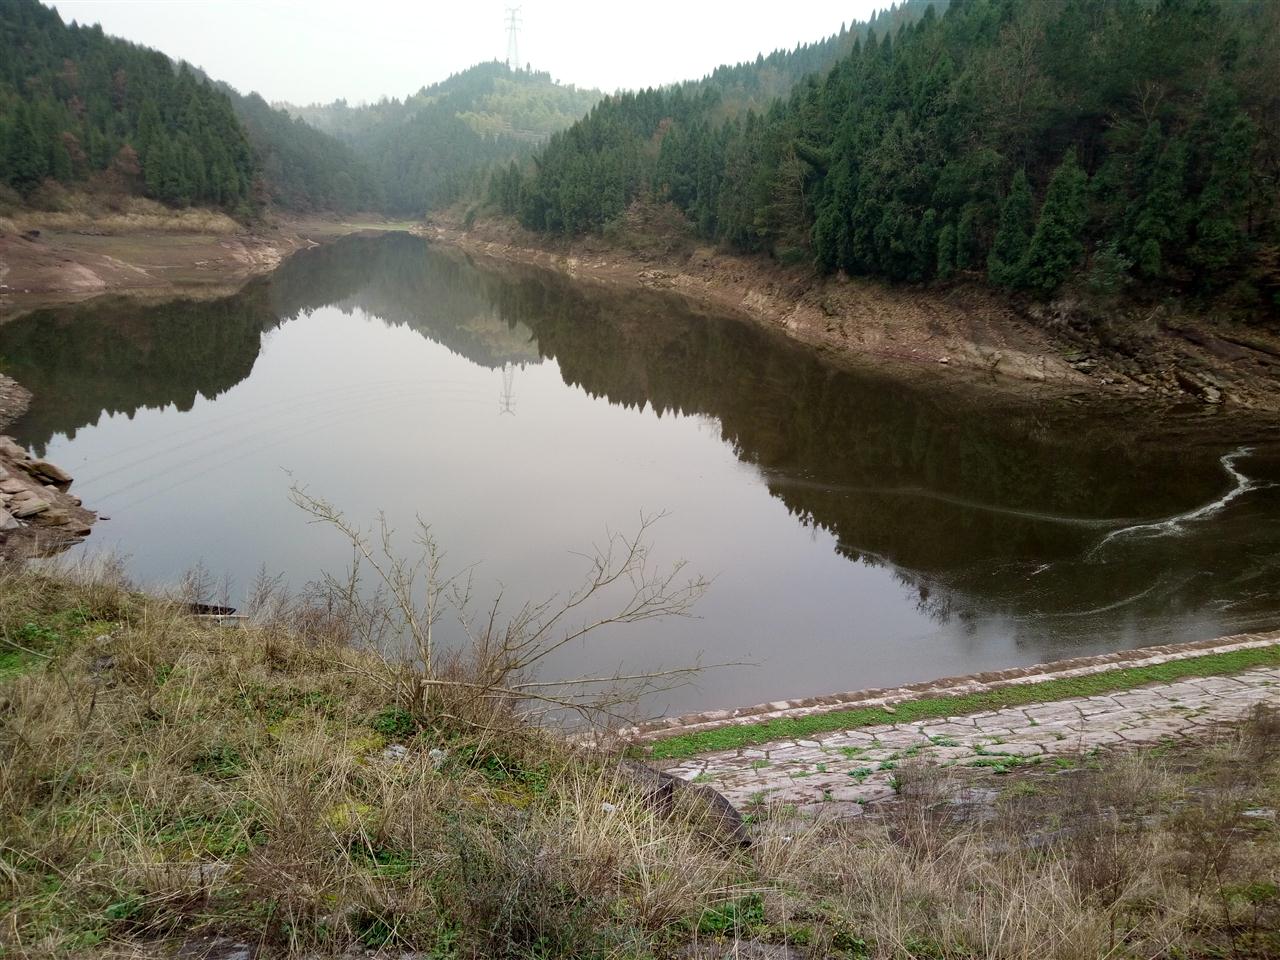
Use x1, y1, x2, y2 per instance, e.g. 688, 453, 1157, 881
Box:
0, 0, 387, 216
288, 61, 603, 214
505, 0, 1280, 314
0, 0, 256, 212
221, 87, 384, 214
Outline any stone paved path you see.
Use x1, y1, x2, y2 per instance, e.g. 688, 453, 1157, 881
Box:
663, 666, 1280, 813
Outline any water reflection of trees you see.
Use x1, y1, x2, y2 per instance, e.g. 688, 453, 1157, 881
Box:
0, 290, 278, 451
445, 251, 1280, 639
0, 234, 538, 452
6, 234, 1277, 643
268, 233, 540, 367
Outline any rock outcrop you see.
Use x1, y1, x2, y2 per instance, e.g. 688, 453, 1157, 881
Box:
617, 759, 751, 848
0, 435, 95, 560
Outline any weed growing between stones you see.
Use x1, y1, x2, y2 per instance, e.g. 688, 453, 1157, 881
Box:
648, 644, 1280, 759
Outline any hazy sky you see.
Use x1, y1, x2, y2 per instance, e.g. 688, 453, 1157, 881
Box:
46, 1, 888, 105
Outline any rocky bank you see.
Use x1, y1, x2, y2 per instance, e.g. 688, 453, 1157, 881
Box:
427, 212, 1280, 413
0, 374, 94, 560
0, 433, 95, 560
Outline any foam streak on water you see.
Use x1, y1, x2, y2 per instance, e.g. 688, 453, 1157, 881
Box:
1093, 447, 1256, 552
763, 474, 1137, 528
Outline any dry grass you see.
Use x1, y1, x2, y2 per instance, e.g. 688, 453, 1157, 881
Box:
0, 189, 242, 236
0, 559, 750, 958
2, 559, 1279, 958
755, 715, 1280, 960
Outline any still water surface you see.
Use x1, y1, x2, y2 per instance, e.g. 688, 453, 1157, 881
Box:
5, 234, 1280, 715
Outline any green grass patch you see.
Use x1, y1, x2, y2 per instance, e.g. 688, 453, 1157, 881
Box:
191, 744, 246, 779
349, 843, 418, 880
370, 706, 417, 738
697, 893, 765, 936
967, 755, 1042, 775
646, 644, 1280, 759
0, 609, 114, 680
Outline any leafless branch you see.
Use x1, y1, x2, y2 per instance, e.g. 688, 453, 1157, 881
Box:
289, 488, 711, 729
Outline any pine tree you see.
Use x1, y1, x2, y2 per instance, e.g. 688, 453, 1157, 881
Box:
955, 203, 978, 271
1023, 150, 1089, 296
1124, 124, 1188, 279
143, 138, 169, 199
51, 135, 73, 181
6, 103, 48, 192
936, 222, 956, 280
987, 169, 1034, 288
1189, 106, 1255, 279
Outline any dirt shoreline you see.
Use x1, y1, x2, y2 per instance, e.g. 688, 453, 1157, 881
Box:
0, 216, 413, 558
0, 215, 416, 320
424, 214, 1280, 413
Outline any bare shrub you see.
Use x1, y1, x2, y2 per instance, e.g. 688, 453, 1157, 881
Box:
1240, 702, 1280, 764
289, 487, 709, 731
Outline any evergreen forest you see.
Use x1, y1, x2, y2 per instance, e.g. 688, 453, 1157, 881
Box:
1, 2, 599, 217
505, 0, 1280, 309
0, 0, 256, 211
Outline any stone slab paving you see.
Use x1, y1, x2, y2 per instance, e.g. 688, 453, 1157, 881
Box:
662, 665, 1280, 814
628, 631, 1280, 742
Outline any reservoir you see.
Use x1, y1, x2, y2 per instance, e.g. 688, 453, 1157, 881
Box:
5, 233, 1279, 716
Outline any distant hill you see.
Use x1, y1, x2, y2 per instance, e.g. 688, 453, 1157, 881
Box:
2, 0, 937, 222
219, 87, 384, 214
286, 61, 603, 214
0, 0, 385, 217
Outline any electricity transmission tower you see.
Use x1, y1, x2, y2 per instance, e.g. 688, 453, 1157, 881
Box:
499, 362, 517, 415
505, 7, 522, 69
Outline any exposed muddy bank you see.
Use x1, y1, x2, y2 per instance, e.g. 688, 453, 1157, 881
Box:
425, 215, 1280, 414
0, 217, 416, 319
0, 228, 307, 316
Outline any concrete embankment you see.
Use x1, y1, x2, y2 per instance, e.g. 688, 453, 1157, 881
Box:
646, 631, 1280, 818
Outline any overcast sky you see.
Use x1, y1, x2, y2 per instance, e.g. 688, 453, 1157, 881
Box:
45, 1, 889, 105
